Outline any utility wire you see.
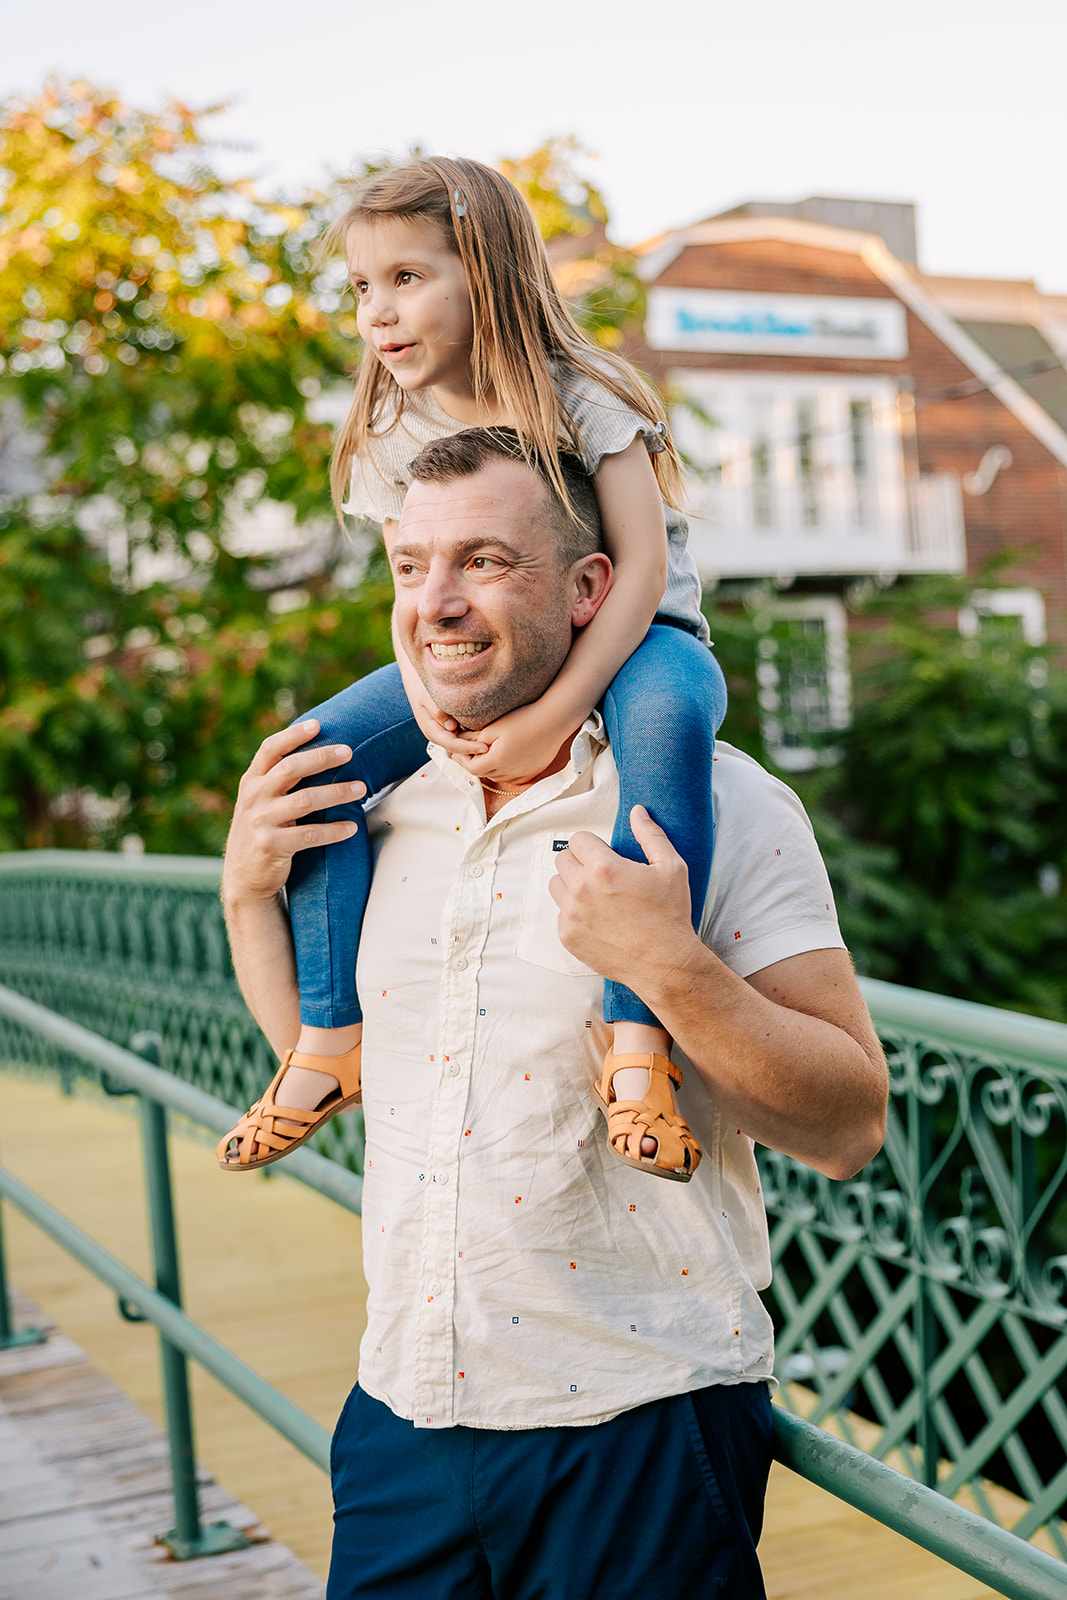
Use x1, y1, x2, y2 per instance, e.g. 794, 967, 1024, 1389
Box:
914, 352, 1066, 409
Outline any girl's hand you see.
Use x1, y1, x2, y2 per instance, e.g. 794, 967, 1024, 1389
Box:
449, 700, 573, 785
406, 677, 489, 759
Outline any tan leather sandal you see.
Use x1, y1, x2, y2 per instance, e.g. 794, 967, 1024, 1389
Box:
591, 1050, 701, 1182
216, 1045, 362, 1171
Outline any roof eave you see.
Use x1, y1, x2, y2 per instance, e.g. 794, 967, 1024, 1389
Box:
635, 217, 1067, 470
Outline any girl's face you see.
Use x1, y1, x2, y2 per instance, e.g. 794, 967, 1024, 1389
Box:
347, 216, 475, 406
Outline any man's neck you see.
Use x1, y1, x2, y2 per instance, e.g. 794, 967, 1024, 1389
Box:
473, 736, 579, 819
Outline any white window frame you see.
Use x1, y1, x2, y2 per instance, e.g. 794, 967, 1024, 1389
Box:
958, 588, 1047, 646
668, 371, 914, 581
755, 596, 851, 772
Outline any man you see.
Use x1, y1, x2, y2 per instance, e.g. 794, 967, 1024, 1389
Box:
222, 429, 887, 1599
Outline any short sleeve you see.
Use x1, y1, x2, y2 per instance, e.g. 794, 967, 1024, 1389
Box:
554, 363, 667, 474
344, 429, 413, 525
701, 745, 845, 977
345, 447, 404, 524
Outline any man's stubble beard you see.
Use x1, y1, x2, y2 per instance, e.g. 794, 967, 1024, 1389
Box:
415, 612, 573, 734
428, 653, 562, 733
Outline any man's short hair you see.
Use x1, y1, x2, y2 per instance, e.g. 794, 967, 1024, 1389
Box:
407, 428, 603, 571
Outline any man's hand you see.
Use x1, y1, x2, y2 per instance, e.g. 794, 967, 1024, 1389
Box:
549, 806, 694, 987
222, 720, 367, 906
221, 720, 369, 1056
553, 805, 887, 1181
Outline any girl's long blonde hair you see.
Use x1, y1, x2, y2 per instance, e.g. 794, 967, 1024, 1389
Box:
324, 155, 684, 520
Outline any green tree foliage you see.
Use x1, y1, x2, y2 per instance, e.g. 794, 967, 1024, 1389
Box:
819, 577, 1067, 1018
0, 97, 655, 858
0, 80, 390, 853
500, 137, 646, 350
706, 579, 1067, 1018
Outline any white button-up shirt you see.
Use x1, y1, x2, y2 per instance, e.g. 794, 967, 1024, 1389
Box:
356, 722, 844, 1430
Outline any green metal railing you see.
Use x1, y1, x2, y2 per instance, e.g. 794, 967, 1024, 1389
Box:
1, 849, 1066, 1592
0, 985, 360, 1558
761, 977, 1067, 1559
0, 848, 364, 1171
1, 988, 1065, 1596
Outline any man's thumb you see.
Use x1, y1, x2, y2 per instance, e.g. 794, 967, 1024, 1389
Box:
630, 805, 676, 866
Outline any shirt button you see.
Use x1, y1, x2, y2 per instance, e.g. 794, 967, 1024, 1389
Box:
434, 1171, 450, 1185
446, 1062, 460, 1076
454, 957, 468, 971
469, 863, 483, 877
430, 1280, 443, 1296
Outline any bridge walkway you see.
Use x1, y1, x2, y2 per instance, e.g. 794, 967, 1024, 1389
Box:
0, 1072, 1029, 1598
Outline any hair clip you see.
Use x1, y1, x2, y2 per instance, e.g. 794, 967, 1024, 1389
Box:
453, 188, 466, 218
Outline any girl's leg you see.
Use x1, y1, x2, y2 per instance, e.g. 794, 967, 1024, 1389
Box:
227, 665, 427, 1134
286, 663, 428, 1032
601, 624, 725, 1023
599, 626, 726, 1162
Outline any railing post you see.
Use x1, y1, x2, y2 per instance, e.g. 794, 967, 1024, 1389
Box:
0, 1185, 47, 1350
915, 1273, 939, 1488
913, 1079, 938, 1489
131, 1032, 249, 1560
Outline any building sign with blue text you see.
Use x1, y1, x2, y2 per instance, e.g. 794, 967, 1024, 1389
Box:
646, 289, 908, 360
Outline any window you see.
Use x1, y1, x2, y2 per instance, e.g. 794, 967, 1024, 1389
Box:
849, 399, 874, 527
958, 588, 1046, 646
669, 372, 903, 540
795, 399, 820, 526
755, 597, 851, 772
666, 372, 931, 581
751, 396, 774, 528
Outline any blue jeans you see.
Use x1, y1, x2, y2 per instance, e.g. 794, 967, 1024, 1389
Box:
602, 623, 725, 1027
327, 1382, 772, 1598
287, 666, 429, 1028
287, 627, 726, 1030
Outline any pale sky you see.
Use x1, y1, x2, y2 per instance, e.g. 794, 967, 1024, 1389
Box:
7, 0, 1066, 291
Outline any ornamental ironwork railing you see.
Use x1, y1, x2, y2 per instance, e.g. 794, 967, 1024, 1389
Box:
761, 979, 1067, 1559
0, 848, 363, 1172
1, 848, 1065, 1568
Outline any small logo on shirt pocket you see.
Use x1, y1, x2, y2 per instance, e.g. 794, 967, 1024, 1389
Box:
516, 837, 599, 979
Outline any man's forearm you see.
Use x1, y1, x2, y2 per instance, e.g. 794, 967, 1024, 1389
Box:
636, 938, 886, 1181
222, 885, 302, 1060
552, 811, 888, 1181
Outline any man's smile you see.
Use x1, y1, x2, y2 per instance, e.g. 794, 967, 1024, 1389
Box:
429, 641, 490, 659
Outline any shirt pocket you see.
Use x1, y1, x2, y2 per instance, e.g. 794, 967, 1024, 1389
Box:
515, 834, 599, 978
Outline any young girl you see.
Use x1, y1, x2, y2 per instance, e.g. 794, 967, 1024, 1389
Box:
217, 156, 727, 1181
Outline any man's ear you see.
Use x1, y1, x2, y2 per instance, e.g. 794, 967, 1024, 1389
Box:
569, 553, 613, 629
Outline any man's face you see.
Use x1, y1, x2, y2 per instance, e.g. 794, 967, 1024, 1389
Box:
390, 460, 578, 730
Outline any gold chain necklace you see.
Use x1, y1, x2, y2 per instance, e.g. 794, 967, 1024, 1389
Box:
480, 779, 528, 797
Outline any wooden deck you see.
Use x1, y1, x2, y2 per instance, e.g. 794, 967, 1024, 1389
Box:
0, 1288, 323, 1600
0, 1070, 1041, 1597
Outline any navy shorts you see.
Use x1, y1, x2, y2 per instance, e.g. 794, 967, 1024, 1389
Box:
328, 1381, 772, 1599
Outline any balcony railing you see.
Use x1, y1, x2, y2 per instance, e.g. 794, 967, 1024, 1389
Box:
904, 472, 968, 568
683, 471, 966, 580
1, 849, 1065, 1590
